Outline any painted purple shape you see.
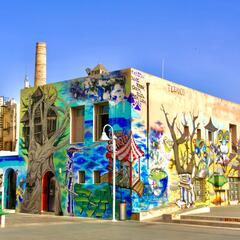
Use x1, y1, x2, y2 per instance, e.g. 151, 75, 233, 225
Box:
127, 93, 135, 104
134, 104, 141, 111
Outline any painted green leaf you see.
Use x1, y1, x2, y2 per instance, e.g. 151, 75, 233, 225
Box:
99, 203, 106, 211
95, 210, 104, 217
86, 209, 95, 217
74, 185, 91, 196
75, 196, 89, 202
90, 192, 101, 204
75, 206, 83, 214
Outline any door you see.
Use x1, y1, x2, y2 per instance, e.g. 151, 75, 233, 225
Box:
48, 177, 56, 212
6, 169, 16, 209
42, 171, 55, 212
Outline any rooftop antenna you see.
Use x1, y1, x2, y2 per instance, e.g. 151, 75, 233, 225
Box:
24, 64, 30, 88
24, 74, 30, 88
161, 59, 165, 79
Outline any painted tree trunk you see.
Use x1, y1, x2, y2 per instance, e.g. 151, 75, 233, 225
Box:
21, 154, 62, 214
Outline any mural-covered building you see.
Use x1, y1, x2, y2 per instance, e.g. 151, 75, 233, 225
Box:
1, 42, 240, 220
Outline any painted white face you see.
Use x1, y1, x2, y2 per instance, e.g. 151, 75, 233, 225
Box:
149, 178, 161, 196
220, 144, 228, 154
217, 130, 229, 153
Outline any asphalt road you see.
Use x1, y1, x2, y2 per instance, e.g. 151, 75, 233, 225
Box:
1, 218, 240, 240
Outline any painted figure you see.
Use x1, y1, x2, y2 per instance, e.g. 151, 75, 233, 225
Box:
65, 147, 77, 216
210, 130, 230, 167
149, 168, 168, 197
70, 72, 126, 104
150, 121, 166, 168
16, 179, 25, 207
179, 173, 195, 207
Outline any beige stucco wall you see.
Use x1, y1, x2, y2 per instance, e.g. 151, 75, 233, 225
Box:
131, 68, 240, 139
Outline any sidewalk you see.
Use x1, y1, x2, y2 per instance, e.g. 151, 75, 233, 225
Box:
4, 212, 111, 228
4, 206, 240, 228
192, 205, 240, 218
164, 205, 240, 229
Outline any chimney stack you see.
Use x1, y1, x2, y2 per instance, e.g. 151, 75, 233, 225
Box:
34, 42, 46, 87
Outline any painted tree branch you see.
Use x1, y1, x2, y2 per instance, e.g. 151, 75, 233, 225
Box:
161, 105, 199, 175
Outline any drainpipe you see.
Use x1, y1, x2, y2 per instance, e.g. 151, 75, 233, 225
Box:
146, 82, 150, 169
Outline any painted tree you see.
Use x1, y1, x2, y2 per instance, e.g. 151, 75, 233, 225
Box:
161, 105, 199, 175
20, 86, 69, 214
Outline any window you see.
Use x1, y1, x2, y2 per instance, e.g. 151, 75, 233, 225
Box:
197, 129, 201, 139
94, 102, 109, 141
71, 106, 84, 143
229, 177, 240, 201
34, 123, 42, 144
184, 126, 189, 137
194, 179, 206, 202
4, 141, 9, 151
9, 141, 13, 151
47, 109, 57, 137
208, 131, 213, 143
4, 141, 13, 151
229, 124, 237, 153
78, 171, 85, 184
3, 118, 7, 129
94, 170, 101, 184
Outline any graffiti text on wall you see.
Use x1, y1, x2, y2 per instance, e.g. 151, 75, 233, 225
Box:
129, 70, 146, 111
168, 84, 185, 96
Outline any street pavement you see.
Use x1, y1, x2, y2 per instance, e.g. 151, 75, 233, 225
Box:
0, 213, 240, 240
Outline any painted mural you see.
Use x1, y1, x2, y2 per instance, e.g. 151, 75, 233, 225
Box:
132, 108, 240, 211
17, 69, 139, 219
149, 121, 172, 198
130, 69, 240, 214
0, 156, 25, 211
0, 168, 2, 210
2, 67, 239, 219
20, 86, 69, 214
70, 71, 126, 104
207, 129, 240, 205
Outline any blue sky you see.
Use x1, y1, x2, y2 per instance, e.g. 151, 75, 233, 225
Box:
0, 0, 240, 103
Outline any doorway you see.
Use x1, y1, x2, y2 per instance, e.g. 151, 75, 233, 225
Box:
5, 168, 17, 209
42, 171, 56, 212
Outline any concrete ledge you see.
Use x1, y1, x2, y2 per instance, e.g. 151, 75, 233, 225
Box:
172, 219, 240, 228
4, 209, 16, 214
181, 215, 240, 223
162, 214, 172, 222
140, 205, 179, 221
139, 205, 210, 221
178, 207, 210, 217
0, 151, 18, 156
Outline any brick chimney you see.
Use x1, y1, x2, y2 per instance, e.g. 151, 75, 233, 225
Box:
34, 42, 46, 87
